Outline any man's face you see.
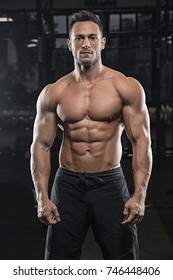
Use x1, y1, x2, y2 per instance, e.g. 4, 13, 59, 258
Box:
67, 21, 106, 67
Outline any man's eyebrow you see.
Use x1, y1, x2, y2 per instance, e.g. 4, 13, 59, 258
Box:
74, 33, 98, 37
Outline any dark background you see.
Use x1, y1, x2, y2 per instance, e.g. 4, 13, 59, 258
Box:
0, 0, 172, 260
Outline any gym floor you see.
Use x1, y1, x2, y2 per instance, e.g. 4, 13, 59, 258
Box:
0, 154, 172, 260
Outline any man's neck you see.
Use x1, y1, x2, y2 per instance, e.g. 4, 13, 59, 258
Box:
73, 60, 104, 83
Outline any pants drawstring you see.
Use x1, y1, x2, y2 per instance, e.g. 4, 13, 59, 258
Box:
80, 171, 104, 187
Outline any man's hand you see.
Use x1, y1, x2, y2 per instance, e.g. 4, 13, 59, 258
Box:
122, 196, 145, 225
37, 199, 60, 225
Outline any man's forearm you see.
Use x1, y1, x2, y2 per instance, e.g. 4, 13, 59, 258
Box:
30, 142, 51, 202
132, 141, 153, 200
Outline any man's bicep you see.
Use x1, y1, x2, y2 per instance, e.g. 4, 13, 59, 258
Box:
33, 87, 58, 146
33, 108, 58, 149
122, 103, 151, 144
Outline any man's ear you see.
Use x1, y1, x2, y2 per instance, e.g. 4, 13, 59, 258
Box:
101, 36, 106, 50
67, 39, 72, 51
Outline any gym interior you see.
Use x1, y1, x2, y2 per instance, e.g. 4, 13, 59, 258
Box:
0, 0, 172, 259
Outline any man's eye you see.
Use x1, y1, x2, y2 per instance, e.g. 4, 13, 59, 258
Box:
90, 36, 97, 40
75, 37, 82, 41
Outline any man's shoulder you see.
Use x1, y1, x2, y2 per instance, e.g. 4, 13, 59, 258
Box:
49, 72, 73, 92
105, 67, 145, 104
37, 73, 73, 110
104, 66, 126, 81
106, 67, 137, 86
41, 72, 73, 98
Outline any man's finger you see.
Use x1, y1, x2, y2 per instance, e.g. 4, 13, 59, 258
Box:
122, 211, 137, 224
52, 207, 61, 222
38, 209, 59, 225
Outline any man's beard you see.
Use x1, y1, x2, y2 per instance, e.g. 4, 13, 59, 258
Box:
78, 55, 98, 68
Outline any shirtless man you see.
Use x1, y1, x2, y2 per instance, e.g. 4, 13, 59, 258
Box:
30, 10, 152, 260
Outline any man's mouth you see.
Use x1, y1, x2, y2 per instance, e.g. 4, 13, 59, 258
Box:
81, 51, 92, 54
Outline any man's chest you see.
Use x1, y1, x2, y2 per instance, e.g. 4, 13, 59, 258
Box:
56, 83, 122, 123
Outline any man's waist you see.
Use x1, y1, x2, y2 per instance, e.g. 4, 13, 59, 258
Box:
58, 165, 124, 179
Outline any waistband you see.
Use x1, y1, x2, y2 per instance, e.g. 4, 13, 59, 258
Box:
58, 166, 124, 179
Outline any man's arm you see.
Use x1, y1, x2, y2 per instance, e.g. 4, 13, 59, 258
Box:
121, 77, 153, 224
30, 85, 60, 225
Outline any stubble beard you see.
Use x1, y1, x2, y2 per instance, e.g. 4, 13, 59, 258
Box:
77, 54, 99, 69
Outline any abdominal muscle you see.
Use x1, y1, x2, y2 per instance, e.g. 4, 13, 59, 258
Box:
59, 119, 123, 173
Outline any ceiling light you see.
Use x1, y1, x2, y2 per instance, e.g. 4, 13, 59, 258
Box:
0, 17, 13, 22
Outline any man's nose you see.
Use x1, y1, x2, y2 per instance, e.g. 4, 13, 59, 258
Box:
82, 37, 91, 48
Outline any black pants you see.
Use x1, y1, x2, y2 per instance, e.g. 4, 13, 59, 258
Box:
44, 167, 139, 260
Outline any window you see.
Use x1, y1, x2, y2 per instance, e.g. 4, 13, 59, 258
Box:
0, 11, 39, 109
137, 13, 152, 31
121, 13, 136, 32
109, 14, 120, 33
55, 38, 67, 48
53, 15, 67, 34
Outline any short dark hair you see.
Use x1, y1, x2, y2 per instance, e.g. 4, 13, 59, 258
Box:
69, 10, 103, 37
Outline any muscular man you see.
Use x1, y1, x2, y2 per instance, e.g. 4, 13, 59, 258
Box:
30, 10, 152, 260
